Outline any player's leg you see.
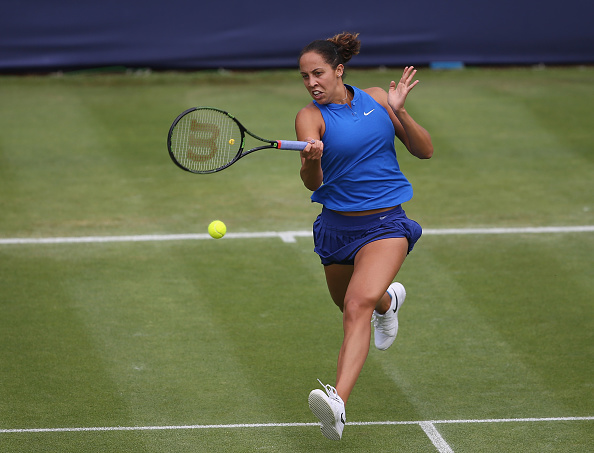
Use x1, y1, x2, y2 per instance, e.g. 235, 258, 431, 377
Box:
323, 264, 354, 312
334, 237, 409, 403
322, 260, 398, 315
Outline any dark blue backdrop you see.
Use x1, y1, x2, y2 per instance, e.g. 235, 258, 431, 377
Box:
1, 0, 592, 71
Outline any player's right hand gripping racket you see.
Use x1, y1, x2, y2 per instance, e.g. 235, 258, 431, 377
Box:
167, 107, 309, 174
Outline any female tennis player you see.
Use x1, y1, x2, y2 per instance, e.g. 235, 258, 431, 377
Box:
296, 32, 433, 440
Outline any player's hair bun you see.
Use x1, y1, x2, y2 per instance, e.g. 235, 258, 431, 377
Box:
327, 32, 361, 65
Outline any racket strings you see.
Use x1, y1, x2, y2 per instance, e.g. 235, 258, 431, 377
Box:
170, 109, 242, 173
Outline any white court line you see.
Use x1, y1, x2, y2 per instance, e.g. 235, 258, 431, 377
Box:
0, 225, 593, 245
2, 416, 592, 434
419, 422, 454, 453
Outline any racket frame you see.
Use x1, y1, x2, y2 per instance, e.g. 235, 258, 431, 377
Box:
167, 107, 306, 174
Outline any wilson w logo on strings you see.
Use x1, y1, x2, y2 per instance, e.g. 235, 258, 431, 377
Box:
187, 120, 219, 161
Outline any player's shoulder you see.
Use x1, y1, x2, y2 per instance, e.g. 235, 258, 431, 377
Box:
362, 86, 389, 105
296, 102, 324, 138
297, 101, 319, 114
296, 101, 323, 122
363, 86, 387, 95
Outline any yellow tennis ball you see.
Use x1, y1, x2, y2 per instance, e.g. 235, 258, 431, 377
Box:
229, 139, 235, 145
208, 220, 226, 239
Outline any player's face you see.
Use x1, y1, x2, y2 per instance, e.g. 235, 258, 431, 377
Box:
299, 51, 344, 105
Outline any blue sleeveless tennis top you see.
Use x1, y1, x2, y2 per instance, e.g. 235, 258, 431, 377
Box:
311, 85, 413, 211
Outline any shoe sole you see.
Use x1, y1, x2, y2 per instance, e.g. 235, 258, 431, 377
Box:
308, 389, 342, 440
375, 282, 406, 350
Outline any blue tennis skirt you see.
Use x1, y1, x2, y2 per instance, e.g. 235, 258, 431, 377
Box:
313, 205, 422, 266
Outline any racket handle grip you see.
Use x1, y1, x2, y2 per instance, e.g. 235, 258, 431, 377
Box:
276, 140, 309, 151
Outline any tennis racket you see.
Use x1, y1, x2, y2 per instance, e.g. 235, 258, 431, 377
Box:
167, 107, 309, 174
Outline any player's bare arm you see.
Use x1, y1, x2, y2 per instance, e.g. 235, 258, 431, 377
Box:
296, 104, 325, 191
366, 68, 433, 160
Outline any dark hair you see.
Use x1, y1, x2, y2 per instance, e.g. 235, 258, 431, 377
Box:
299, 32, 361, 74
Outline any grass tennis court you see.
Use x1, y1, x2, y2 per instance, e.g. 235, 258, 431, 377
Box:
1, 66, 592, 452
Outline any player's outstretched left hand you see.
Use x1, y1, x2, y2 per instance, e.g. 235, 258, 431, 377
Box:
388, 66, 419, 113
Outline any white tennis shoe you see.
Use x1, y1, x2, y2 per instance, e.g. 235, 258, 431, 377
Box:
308, 379, 346, 440
373, 282, 406, 350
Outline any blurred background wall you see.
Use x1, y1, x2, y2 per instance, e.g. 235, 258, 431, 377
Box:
1, 0, 592, 71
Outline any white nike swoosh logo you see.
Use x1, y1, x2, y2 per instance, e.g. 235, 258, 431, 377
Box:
379, 215, 387, 220
364, 109, 375, 116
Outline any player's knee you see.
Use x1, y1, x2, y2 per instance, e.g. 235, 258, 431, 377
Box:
342, 295, 375, 324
